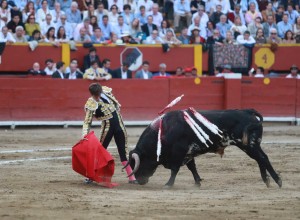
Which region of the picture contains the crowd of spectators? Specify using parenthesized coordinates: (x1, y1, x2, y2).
(0, 0, 300, 78)
(0, 0, 300, 46)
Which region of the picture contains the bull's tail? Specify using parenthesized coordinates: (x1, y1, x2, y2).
(242, 109, 263, 145)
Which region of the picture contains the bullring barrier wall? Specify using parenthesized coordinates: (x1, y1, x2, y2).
(1, 44, 300, 73)
(0, 77, 299, 126)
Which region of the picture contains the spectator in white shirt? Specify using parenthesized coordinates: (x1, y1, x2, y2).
(44, 59, 56, 76)
(0, 26, 16, 43)
(108, 4, 119, 26)
(36, 0, 51, 24)
(51, 2, 65, 24)
(112, 15, 129, 38)
(56, 14, 74, 39)
(236, 30, 256, 45)
(108, 0, 124, 13)
(143, 29, 164, 44)
(73, 18, 93, 40)
(214, 0, 230, 14)
(173, 0, 192, 30)
(286, 65, 300, 79)
(188, 16, 207, 39)
(137, 0, 154, 13)
(192, 5, 209, 27)
(147, 3, 163, 28)
(40, 14, 55, 37)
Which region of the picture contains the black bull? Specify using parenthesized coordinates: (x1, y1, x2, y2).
(124, 109, 282, 188)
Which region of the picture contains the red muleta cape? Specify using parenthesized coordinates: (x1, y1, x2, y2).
(72, 131, 118, 188)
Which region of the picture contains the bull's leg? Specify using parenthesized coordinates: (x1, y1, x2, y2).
(186, 159, 202, 186)
(164, 167, 180, 188)
(242, 144, 282, 188)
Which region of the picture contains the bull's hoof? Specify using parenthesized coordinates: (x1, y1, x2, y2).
(264, 176, 271, 188)
(163, 184, 173, 189)
(276, 176, 282, 188)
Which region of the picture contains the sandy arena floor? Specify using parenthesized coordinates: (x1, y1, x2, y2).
(0, 125, 299, 220)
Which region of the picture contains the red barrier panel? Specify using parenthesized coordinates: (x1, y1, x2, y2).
(0, 44, 62, 72)
(169, 77, 224, 111)
(252, 45, 300, 71)
(0, 77, 299, 122)
(70, 45, 195, 72)
(241, 77, 297, 117)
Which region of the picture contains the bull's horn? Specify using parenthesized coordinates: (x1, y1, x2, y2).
(127, 153, 140, 177)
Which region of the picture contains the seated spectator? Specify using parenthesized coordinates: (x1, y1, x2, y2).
(83, 4, 96, 20)
(28, 62, 46, 76)
(245, 2, 262, 25)
(135, 61, 153, 79)
(207, 29, 224, 45)
(141, 15, 158, 37)
(222, 64, 233, 73)
(189, 27, 205, 44)
(282, 30, 296, 44)
(230, 16, 247, 39)
(137, 0, 153, 13)
(55, 14, 73, 40)
(129, 18, 142, 42)
(65, 61, 83, 79)
(125, 0, 137, 14)
(81, 0, 94, 11)
(275, 4, 285, 24)
(7, 14, 24, 33)
(134, 5, 147, 26)
(112, 15, 129, 38)
(74, 27, 92, 43)
(36, 0, 51, 24)
(95, 3, 109, 26)
(255, 28, 267, 44)
(65, 59, 83, 74)
(192, 5, 209, 27)
(223, 30, 236, 44)
(159, 20, 173, 38)
(294, 16, 300, 43)
(112, 62, 132, 79)
(236, 30, 256, 46)
(209, 4, 223, 25)
(214, 66, 224, 77)
(0, 26, 16, 43)
(91, 27, 107, 43)
(173, 0, 192, 32)
(102, 58, 113, 75)
(187, 16, 207, 39)
(206, 21, 215, 38)
(44, 27, 60, 46)
(99, 15, 112, 40)
(163, 29, 182, 45)
(83, 47, 102, 71)
(44, 59, 56, 76)
(121, 4, 134, 26)
(262, 15, 278, 38)
(177, 27, 190, 44)
(65, 2, 82, 25)
(73, 18, 93, 40)
(90, 15, 99, 31)
(286, 64, 300, 79)
(24, 14, 41, 37)
(22, 1, 35, 23)
(0, 0, 11, 25)
(286, 3, 299, 25)
(83, 60, 112, 80)
(266, 28, 282, 44)
(108, 0, 123, 13)
(184, 67, 196, 77)
(56, 26, 70, 43)
(28, 29, 44, 42)
(148, 3, 163, 28)
(277, 14, 293, 39)
(51, 2, 65, 24)
(227, 4, 245, 25)
(174, 66, 185, 77)
(191, 67, 198, 76)
(248, 66, 265, 77)
(153, 63, 171, 78)
(120, 31, 138, 44)
(216, 14, 231, 39)
(40, 14, 55, 37)
(214, 0, 230, 14)
(108, 4, 119, 26)
(52, 61, 65, 79)
(13, 26, 27, 42)
(248, 17, 263, 38)
(262, 2, 276, 22)
(143, 30, 163, 44)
